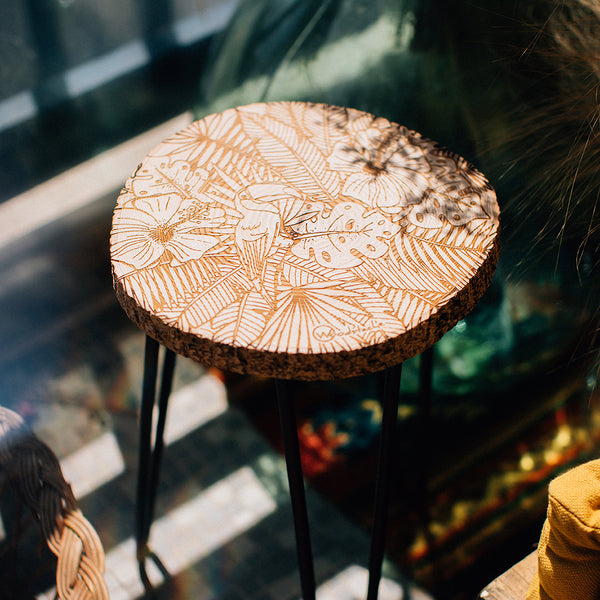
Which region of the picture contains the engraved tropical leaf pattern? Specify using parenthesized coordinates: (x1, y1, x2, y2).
(291, 201, 400, 268)
(211, 290, 270, 347)
(239, 103, 341, 202)
(110, 102, 500, 355)
(260, 281, 372, 354)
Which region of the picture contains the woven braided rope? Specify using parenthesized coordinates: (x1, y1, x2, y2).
(0, 406, 109, 600)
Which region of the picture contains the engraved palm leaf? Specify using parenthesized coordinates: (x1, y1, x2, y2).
(394, 220, 494, 295)
(352, 256, 454, 295)
(117, 250, 225, 311)
(343, 278, 407, 335)
(238, 103, 341, 203)
(383, 287, 450, 330)
(151, 109, 251, 167)
(161, 261, 252, 331)
(211, 290, 271, 347)
(351, 253, 455, 331)
(281, 254, 338, 287)
(270, 102, 348, 157)
(259, 281, 372, 354)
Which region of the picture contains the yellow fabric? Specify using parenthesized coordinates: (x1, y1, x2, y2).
(527, 459, 600, 600)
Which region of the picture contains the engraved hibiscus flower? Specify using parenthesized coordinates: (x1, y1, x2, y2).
(327, 127, 430, 216)
(111, 194, 222, 270)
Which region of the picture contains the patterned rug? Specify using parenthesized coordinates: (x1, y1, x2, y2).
(226, 352, 600, 599)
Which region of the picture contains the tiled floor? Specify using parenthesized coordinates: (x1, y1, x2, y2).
(0, 120, 433, 599)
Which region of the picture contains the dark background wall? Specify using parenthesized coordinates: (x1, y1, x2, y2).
(0, 0, 238, 203)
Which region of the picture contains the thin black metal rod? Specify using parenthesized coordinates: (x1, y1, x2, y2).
(417, 347, 434, 505)
(136, 335, 160, 558)
(418, 347, 434, 425)
(145, 347, 176, 542)
(366, 363, 402, 600)
(275, 379, 316, 600)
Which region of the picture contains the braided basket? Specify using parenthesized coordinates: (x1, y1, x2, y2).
(0, 406, 109, 600)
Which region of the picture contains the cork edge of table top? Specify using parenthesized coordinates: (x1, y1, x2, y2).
(113, 236, 499, 380)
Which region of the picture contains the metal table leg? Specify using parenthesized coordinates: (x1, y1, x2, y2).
(136, 335, 176, 588)
(366, 363, 402, 600)
(275, 379, 316, 600)
(416, 347, 434, 517)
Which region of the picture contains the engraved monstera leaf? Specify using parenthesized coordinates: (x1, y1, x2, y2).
(291, 202, 400, 268)
(406, 187, 492, 228)
(406, 153, 497, 228)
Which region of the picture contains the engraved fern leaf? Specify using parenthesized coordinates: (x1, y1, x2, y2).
(271, 102, 347, 157)
(152, 110, 250, 165)
(394, 224, 490, 292)
(169, 264, 250, 330)
(383, 287, 448, 329)
(238, 105, 341, 202)
(281, 255, 339, 287)
(211, 290, 270, 347)
(351, 257, 454, 295)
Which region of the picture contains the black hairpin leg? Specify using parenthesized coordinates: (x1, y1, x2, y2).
(416, 347, 434, 514)
(275, 379, 316, 600)
(418, 348, 434, 432)
(136, 335, 176, 589)
(366, 363, 402, 600)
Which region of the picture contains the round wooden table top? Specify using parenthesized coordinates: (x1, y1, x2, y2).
(110, 102, 500, 380)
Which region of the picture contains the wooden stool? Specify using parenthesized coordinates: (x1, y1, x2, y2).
(110, 102, 500, 599)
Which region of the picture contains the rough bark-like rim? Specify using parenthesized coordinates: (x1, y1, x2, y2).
(112, 231, 500, 381)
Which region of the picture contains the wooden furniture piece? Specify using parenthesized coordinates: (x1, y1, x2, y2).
(479, 552, 537, 599)
(110, 101, 500, 599)
(0, 405, 109, 600)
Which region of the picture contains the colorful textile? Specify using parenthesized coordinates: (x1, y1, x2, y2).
(528, 459, 600, 600)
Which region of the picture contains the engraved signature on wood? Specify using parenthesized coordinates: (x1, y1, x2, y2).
(110, 102, 499, 355)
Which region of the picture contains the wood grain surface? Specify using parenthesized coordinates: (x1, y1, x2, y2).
(479, 552, 537, 600)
